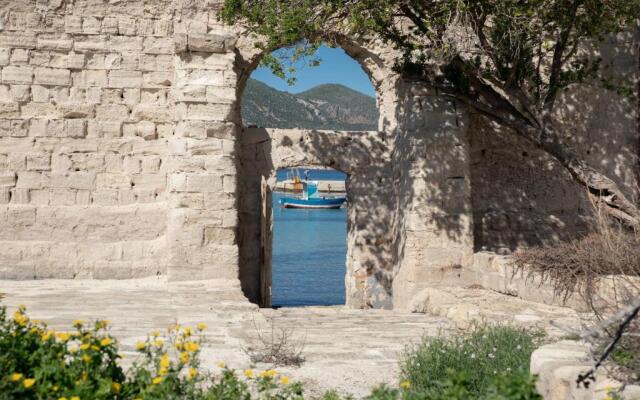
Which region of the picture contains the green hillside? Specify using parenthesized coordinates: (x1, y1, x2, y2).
(242, 79, 378, 131)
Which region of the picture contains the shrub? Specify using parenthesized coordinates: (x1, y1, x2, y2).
(399, 325, 541, 399)
(0, 305, 303, 400)
(513, 205, 640, 382)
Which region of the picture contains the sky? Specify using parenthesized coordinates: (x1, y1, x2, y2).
(250, 44, 376, 98)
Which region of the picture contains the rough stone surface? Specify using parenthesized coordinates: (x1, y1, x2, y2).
(0, 278, 455, 398)
(409, 286, 582, 338)
(532, 341, 640, 400)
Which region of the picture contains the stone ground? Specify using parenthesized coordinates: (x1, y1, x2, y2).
(0, 277, 582, 398)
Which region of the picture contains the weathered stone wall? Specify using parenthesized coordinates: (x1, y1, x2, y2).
(470, 29, 640, 252)
(0, 0, 637, 310)
(0, 0, 176, 279)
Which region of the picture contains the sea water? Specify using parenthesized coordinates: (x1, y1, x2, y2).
(272, 169, 347, 307)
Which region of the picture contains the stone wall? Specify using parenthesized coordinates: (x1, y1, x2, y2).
(0, 0, 637, 310)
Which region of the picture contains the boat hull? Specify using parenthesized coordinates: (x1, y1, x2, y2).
(280, 197, 346, 209)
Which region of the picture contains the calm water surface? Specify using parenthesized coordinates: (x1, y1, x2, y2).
(272, 169, 347, 307)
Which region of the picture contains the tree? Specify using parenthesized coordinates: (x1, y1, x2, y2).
(221, 0, 640, 227)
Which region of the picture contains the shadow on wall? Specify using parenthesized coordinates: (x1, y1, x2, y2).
(469, 30, 639, 253)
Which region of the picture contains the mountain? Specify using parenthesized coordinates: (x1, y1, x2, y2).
(241, 79, 378, 131)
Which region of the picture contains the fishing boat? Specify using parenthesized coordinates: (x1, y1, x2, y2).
(279, 181, 346, 209)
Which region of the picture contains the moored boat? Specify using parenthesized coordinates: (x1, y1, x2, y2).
(279, 181, 346, 209)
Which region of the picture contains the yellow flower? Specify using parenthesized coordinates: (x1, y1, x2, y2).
(175, 341, 184, 351)
(73, 319, 84, 328)
(196, 323, 207, 331)
(42, 330, 54, 341)
(23, 378, 35, 388)
(69, 346, 78, 353)
(80, 343, 90, 351)
(13, 310, 29, 326)
(244, 369, 254, 378)
(280, 376, 290, 385)
(154, 339, 164, 347)
(52, 385, 59, 392)
(91, 345, 100, 351)
(400, 380, 411, 389)
(152, 376, 164, 385)
(100, 337, 113, 347)
(188, 368, 198, 379)
(217, 361, 226, 368)
(71, 397, 80, 400)
(151, 331, 160, 337)
(179, 352, 190, 363)
(82, 354, 91, 363)
(56, 332, 70, 342)
(96, 320, 109, 329)
(184, 341, 199, 352)
(160, 354, 170, 369)
(135, 341, 146, 350)
(183, 326, 193, 337)
(58, 398, 68, 400)
(259, 369, 277, 378)
(10, 372, 23, 381)
(29, 327, 39, 334)
(111, 382, 122, 394)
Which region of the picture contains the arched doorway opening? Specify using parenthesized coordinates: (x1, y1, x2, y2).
(236, 42, 383, 308)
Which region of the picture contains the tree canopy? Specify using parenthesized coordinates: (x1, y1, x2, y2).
(221, 0, 640, 226)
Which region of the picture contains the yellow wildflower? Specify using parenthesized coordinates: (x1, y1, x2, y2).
(69, 346, 78, 354)
(91, 345, 100, 351)
(41, 330, 54, 341)
(196, 323, 208, 331)
(29, 327, 39, 334)
(10, 372, 23, 381)
(80, 343, 90, 351)
(175, 341, 184, 351)
(184, 341, 199, 352)
(52, 385, 59, 392)
(73, 319, 84, 328)
(151, 331, 160, 337)
(135, 341, 146, 350)
(280, 376, 290, 385)
(183, 326, 193, 337)
(400, 380, 411, 389)
(217, 361, 226, 369)
(259, 370, 277, 378)
(154, 339, 164, 347)
(111, 382, 122, 394)
(96, 320, 109, 329)
(244, 369, 254, 378)
(56, 332, 70, 342)
(179, 352, 190, 363)
(160, 354, 170, 368)
(82, 354, 91, 363)
(13, 310, 29, 326)
(71, 397, 80, 400)
(152, 376, 164, 385)
(100, 337, 113, 347)
(23, 378, 35, 388)
(188, 368, 198, 379)
(58, 398, 68, 400)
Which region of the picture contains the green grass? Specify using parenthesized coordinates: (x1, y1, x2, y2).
(401, 325, 543, 398)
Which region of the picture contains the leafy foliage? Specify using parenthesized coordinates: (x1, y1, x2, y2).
(0, 305, 303, 400)
(400, 325, 542, 399)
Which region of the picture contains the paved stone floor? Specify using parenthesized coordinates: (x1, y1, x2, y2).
(0, 277, 454, 397)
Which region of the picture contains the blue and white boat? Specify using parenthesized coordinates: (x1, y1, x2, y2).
(279, 181, 346, 209)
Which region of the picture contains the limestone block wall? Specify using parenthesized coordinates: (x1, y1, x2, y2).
(391, 83, 475, 310)
(470, 29, 640, 252)
(0, 0, 175, 279)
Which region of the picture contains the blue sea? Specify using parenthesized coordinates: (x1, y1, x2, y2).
(272, 169, 347, 307)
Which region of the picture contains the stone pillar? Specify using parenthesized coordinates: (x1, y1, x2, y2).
(392, 83, 474, 310)
(167, 30, 240, 281)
